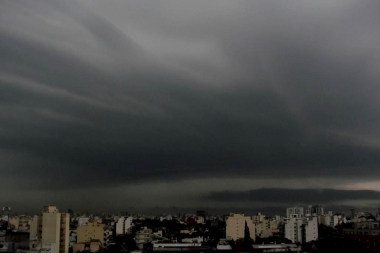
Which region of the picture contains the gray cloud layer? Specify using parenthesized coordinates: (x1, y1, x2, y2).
(0, 0, 380, 212)
(203, 188, 380, 204)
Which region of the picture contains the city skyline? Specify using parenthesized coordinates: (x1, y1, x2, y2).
(1, 0, 380, 214)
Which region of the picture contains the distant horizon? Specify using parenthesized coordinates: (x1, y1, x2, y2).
(1, 0, 379, 212)
(5, 201, 379, 218)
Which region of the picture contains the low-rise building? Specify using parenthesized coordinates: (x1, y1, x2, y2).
(343, 221, 380, 252)
(181, 236, 203, 243)
(73, 221, 104, 253)
(72, 240, 103, 253)
(153, 243, 208, 252)
(135, 227, 152, 249)
(252, 244, 300, 252)
(9, 215, 32, 232)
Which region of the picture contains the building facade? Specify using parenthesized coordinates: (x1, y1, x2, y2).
(255, 219, 280, 238)
(115, 217, 133, 236)
(29, 206, 70, 253)
(135, 227, 152, 249)
(9, 215, 32, 232)
(77, 217, 89, 227)
(284, 217, 318, 243)
(343, 221, 380, 252)
(225, 214, 255, 241)
(286, 207, 304, 219)
(73, 221, 104, 253)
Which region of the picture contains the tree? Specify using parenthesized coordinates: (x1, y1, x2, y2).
(244, 221, 252, 251)
(244, 221, 250, 243)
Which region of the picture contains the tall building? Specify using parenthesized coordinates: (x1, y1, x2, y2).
(311, 205, 324, 216)
(304, 217, 318, 242)
(284, 217, 318, 243)
(305, 205, 312, 217)
(350, 208, 356, 219)
(286, 206, 304, 218)
(324, 215, 339, 228)
(284, 218, 303, 243)
(225, 214, 255, 241)
(29, 206, 70, 253)
(305, 205, 324, 217)
(115, 216, 133, 235)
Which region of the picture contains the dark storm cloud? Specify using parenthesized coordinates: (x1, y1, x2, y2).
(203, 188, 380, 204)
(0, 0, 380, 200)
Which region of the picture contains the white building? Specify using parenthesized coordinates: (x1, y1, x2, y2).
(77, 217, 90, 227)
(284, 217, 318, 243)
(115, 217, 133, 235)
(284, 218, 303, 243)
(324, 215, 339, 228)
(181, 236, 203, 243)
(225, 213, 255, 241)
(305, 217, 318, 242)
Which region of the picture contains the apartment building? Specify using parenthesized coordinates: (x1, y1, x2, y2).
(286, 207, 304, 219)
(29, 206, 70, 253)
(225, 213, 255, 241)
(284, 217, 318, 243)
(9, 215, 32, 232)
(115, 216, 133, 235)
(135, 227, 152, 249)
(255, 219, 280, 238)
(73, 221, 104, 253)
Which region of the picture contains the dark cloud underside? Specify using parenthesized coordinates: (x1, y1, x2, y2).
(0, 0, 379, 211)
(203, 188, 380, 204)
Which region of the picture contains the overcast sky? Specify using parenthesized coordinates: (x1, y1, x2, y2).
(1, 0, 380, 215)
